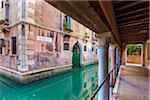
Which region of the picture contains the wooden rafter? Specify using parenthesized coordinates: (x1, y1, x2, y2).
(116, 7, 149, 18)
(118, 21, 148, 29)
(116, 1, 144, 11)
(119, 24, 148, 31)
(120, 32, 148, 37)
(117, 18, 149, 26)
(117, 13, 148, 22)
(113, 1, 149, 42)
(120, 29, 148, 34)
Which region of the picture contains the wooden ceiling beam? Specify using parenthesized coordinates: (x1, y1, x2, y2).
(116, 1, 144, 11)
(113, 1, 122, 4)
(121, 37, 148, 42)
(119, 29, 148, 35)
(120, 32, 148, 37)
(121, 31, 148, 36)
(120, 29, 148, 34)
(117, 18, 149, 26)
(118, 24, 148, 31)
(99, 1, 121, 45)
(117, 13, 148, 22)
(120, 32, 149, 37)
(121, 35, 148, 40)
(118, 21, 148, 28)
(119, 29, 148, 34)
(116, 7, 149, 18)
(119, 29, 149, 34)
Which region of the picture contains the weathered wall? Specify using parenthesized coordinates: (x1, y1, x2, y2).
(0, 0, 99, 72)
(0, 24, 22, 70)
(25, 0, 61, 30)
(23, 23, 98, 71)
(9, 0, 23, 24)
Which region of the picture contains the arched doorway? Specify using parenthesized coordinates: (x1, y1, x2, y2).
(72, 42, 82, 68)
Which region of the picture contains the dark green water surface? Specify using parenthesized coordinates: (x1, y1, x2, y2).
(0, 64, 98, 100)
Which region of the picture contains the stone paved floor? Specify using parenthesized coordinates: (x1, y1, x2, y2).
(113, 66, 149, 100)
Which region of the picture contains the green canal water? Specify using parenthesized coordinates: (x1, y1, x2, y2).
(0, 64, 98, 100)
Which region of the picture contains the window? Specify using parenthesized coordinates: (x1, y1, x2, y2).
(64, 15, 71, 29)
(67, 16, 71, 29)
(84, 46, 87, 51)
(0, 39, 5, 54)
(96, 49, 97, 54)
(0, 47, 2, 54)
(0, 39, 2, 54)
(64, 43, 69, 50)
(1, 1, 3, 8)
(50, 31, 54, 38)
(11, 37, 17, 54)
(92, 47, 94, 52)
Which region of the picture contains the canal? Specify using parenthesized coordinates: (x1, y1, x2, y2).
(0, 64, 98, 100)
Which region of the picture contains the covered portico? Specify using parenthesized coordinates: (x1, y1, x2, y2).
(46, 0, 149, 100)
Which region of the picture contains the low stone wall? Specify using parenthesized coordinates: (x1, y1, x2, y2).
(0, 65, 72, 84)
(0, 62, 98, 84)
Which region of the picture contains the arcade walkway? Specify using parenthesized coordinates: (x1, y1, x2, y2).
(113, 66, 149, 100)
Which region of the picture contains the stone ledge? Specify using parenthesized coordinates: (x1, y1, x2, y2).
(0, 63, 97, 84)
(0, 64, 72, 76)
(0, 65, 73, 84)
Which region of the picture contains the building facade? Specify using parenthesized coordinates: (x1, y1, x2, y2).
(0, 0, 99, 73)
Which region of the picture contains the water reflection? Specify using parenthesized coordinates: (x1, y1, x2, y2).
(0, 64, 98, 100)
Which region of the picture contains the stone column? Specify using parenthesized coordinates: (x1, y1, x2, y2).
(143, 42, 146, 67)
(110, 45, 116, 86)
(116, 48, 120, 72)
(121, 42, 126, 65)
(98, 32, 110, 100)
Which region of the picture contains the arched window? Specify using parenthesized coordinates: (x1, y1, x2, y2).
(64, 43, 69, 50)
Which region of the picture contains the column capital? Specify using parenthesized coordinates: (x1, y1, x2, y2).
(98, 32, 111, 45)
(110, 44, 118, 51)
